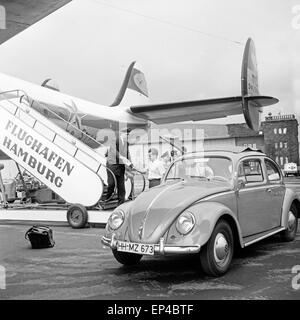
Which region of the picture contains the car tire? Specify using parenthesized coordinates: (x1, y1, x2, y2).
(67, 204, 88, 229)
(112, 250, 142, 266)
(280, 204, 298, 242)
(200, 220, 234, 277)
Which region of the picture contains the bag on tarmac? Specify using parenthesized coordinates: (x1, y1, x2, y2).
(25, 225, 55, 249)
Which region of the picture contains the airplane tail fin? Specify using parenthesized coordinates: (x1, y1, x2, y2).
(110, 61, 149, 107)
(241, 38, 264, 131)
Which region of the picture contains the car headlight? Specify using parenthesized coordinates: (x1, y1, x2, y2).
(176, 211, 195, 235)
(108, 209, 125, 230)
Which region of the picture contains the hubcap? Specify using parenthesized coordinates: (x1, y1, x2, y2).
(287, 211, 296, 232)
(214, 233, 230, 266)
(71, 209, 82, 224)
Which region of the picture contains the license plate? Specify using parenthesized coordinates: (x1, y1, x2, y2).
(117, 241, 155, 255)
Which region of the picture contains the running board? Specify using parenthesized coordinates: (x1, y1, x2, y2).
(243, 227, 285, 247)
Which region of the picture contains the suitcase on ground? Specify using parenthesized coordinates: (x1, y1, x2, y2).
(25, 225, 55, 249)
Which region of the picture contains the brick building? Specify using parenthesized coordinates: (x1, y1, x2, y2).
(261, 114, 299, 167)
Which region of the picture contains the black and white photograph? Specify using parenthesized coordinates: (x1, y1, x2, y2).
(0, 0, 299, 308)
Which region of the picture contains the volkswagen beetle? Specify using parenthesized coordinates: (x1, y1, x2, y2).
(102, 150, 299, 276)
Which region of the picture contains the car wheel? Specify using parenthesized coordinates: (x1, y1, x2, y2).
(67, 204, 88, 229)
(112, 250, 142, 265)
(280, 204, 298, 242)
(200, 220, 234, 277)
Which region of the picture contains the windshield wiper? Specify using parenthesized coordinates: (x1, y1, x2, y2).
(188, 175, 209, 180)
(210, 176, 229, 182)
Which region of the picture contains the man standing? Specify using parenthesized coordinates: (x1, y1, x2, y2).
(142, 148, 166, 188)
(106, 131, 132, 205)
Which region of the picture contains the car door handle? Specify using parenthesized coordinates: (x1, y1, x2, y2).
(266, 188, 272, 193)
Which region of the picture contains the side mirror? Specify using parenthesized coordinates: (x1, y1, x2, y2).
(237, 178, 246, 189)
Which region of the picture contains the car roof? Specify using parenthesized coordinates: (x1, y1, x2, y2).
(179, 148, 266, 161)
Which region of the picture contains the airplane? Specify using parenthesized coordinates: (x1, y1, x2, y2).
(0, 37, 279, 209)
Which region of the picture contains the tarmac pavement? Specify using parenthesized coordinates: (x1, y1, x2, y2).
(0, 223, 299, 300)
(0, 177, 300, 300)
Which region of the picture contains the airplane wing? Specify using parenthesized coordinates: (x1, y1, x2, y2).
(130, 95, 278, 124)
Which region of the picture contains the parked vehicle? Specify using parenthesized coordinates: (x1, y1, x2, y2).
(284, 163, 299, 177)
(102, 150, 299, 276)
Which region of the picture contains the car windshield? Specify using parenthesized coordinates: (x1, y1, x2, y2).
(165, 156, 233, 183)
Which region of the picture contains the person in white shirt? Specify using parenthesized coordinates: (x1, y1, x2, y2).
(161, 151, 171, 170)
(142, 148, 166, 188)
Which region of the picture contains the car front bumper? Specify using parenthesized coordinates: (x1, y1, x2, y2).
(101, 234, 201, 255)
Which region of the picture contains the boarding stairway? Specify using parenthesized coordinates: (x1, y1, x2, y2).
(0, 90, 145, 209)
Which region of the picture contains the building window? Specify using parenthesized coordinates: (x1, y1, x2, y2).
(283, 128, 287, 134)
(280, 157, 284, 166)
(274, 128, 277, 134)
(276, 156, 279, 164)
(284, 142, 288, 148)
(275, 143, 278, 149)
(280, 142, 283, 148)
(286, 157, 289, 164)
(243, 143, 257, 149)
(279, 128, 282, 134)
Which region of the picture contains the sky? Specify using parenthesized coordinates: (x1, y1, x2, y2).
(0, 0, 298, 125)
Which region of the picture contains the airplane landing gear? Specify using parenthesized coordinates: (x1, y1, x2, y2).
(67, 204, 88, 229)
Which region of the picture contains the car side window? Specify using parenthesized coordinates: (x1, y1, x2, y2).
(240, 159, 264, 183)
(265, 159, 281, 181)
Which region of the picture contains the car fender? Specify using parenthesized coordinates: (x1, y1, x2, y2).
(187, 201, 244, 248)
(281, 187, 300, 228)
